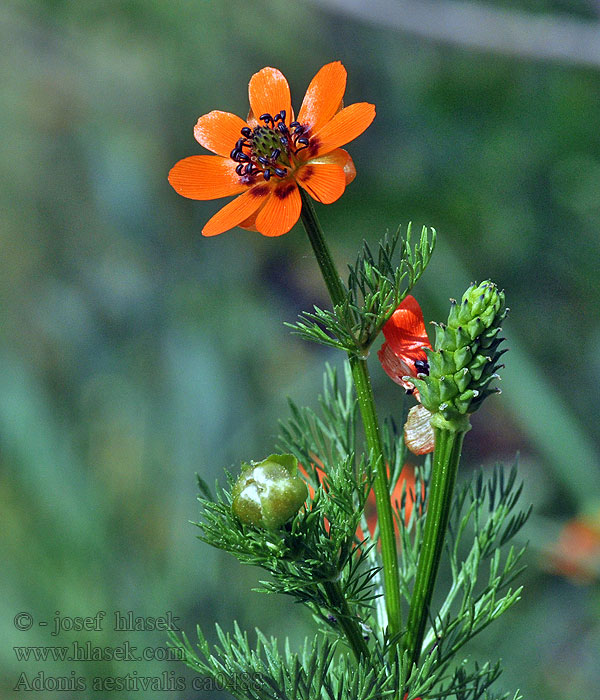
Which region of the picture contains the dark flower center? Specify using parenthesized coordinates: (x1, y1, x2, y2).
(230, 111, 310, 184)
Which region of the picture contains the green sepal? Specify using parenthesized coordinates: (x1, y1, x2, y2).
(454, 367, 471, 393)
(453, 345, 473, 371)
(430, 411, 472, 433)
(466, 316, 486, 338)
(468, 353, 488, 380)
(439, 375, 459, 403)
(428, 347, 454, 376)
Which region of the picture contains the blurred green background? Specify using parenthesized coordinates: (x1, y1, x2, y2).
(2, 1, 600, 698)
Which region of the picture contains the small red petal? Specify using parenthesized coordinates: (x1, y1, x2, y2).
(378, 341, 418, 394)
(382, 295, 431, 355)
(379, 295, 431, 388)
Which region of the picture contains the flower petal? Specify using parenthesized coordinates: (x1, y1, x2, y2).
(382, 295, 431, 356)
(309, 102, 375, 157)
(238, 209, 259, 232)
(202, 185, 271, 237)
(303, 148, 356, 185)
(297, 162, 347, 204)
(379, 295, 432, 394)
(378, 341, 417, 393)
(255, 182, 301, 237)
(335, 148, 356, 185)
(248, 67, 292, 125)
(168, 156, 247, 200)
(298, 61, 347, 135)
(193, 111, 249, 157)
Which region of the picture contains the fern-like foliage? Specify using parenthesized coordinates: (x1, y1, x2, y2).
(170, 625, 397, 700)
(419, 465, 531, 660)
(195, 367, 379, 639)
(288, 224, 436, 353)
(194, 464, 375, 619)
(188, 364, 528, 699)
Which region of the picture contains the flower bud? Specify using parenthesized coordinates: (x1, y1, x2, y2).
(232, 454, 308, 530)
(411, 281, 507, 423)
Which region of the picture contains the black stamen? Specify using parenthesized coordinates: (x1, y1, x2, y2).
(273, 166, 287, 177)
(235, 163, 244, 175)
(271, 148, 280, 160)
(241, 127, 251, 137)
(296, 137, 309, 146)
(278, 109, 286, 121)
(263, 169, 271, 181)
(257, 155, 269, 166)
(414, 359, 430, 375)
(289, 121, 299, 128)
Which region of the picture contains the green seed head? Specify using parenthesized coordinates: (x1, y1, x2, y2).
(252, 126, 283, 159)
(232, 453, 308, 530)
(412, 281, 508, 423)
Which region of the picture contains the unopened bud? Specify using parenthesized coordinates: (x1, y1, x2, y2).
(232, 454, 308, 530)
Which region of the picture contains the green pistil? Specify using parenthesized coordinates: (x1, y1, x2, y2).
(232, 112, 310, 183)
(252, 127, 288, 163)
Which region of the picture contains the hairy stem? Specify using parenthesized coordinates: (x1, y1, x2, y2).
(299, 190, 403, 649)
(404, 425, 466, 671)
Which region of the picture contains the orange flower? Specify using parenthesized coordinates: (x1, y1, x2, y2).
(168, 62, 375, 237)
(300, 461, 420, 541)
(547, 512, 600, 584)
(378, 296, 434, 455)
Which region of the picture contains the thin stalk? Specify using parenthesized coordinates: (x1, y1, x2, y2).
(403, 426, 466, 671)
(298, 189, 347, 306)
(324, 581, 371, 660)
(299, 190, 403, 647)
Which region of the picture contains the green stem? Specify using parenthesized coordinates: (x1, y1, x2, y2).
(298, 190, 347, 306)
(403, 425, 467, 672)
(324, 581, 370, 660)
(299, 190, 403, 647)
(349, 355, 403, 643)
